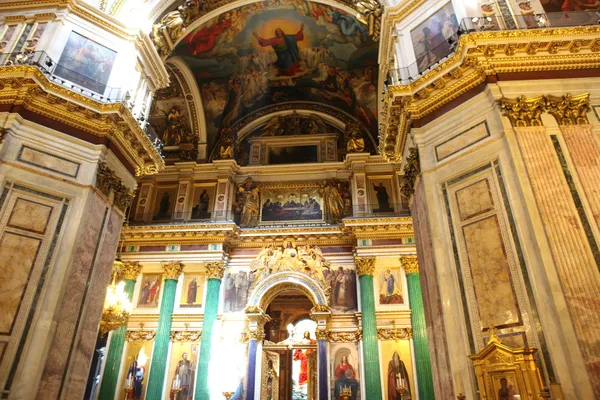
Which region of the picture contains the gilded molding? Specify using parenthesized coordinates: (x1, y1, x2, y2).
(0, 67, 164, 175)
(205, 261, 225, 280)
(355, 256, 376, 276)
(377, 327, 413, 340)
(327, 330, 362, 342)
(162, 261, 184, 279)
(400, 147, 420, 199)
(126, 330, 156, 341)
(120, 261, 143, 280)
(500, 95, 546, 127)
(170, 330, 202, 342)
(244, 305, 263, 314)
(96, 162, 136, 212)
(315, 330, 329, 340)
(247, 326, 266, 341)
(545, 93, 591, 125)
(400, 256, 418, 274)
(311, 304, 332, 314)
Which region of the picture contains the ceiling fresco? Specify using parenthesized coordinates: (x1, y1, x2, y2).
(171, 0, 379, 153)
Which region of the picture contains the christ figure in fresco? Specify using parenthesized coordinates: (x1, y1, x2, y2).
(253, 24, 305, 76)
(293, 331, 316, 385)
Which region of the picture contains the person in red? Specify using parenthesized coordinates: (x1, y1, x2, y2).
(335, 355, 356, 379)
(293, 331, 315, 385)
(148, 277, 161, 304)
(184, 12, 232, 56)
(253, 24, 305, 76)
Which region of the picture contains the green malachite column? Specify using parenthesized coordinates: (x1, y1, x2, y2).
(401, 256, 435, 400)
(195, 261, 225, 400)
(145, 261, 184, 400)
(98, 261, 142, 400)
(356, 257, 383, 400)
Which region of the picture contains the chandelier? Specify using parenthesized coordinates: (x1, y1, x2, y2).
(99, 261, 133, 336)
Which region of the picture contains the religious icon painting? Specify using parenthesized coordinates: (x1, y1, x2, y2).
(330, 342, 361, 400)
(190, 185, 216, 221)
(377, 267, 405, 305)
(327, 266, 358, 313)
(164, 342, 199, 400)
(492, 372, 520, 400)
(222, 269, 251, 313)
(119, 341, 153, 400)
(380, 340, 416, 400)
(137, 273, 163, 307)
(367, 177, 396, 214)
(180, 274, 204, 307)
(153, 186, 178, 221)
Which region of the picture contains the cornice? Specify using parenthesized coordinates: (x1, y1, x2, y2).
(379, 26, 600, 163)
(136, 33, 170, 90)
(0, 66, 164, 175)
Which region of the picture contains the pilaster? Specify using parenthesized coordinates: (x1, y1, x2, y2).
(195, 261, 226, 400)
(173, 178, 193, 221)
(145, 261, 184, 400)
(355, 256, 383, 400)
(243, 307, 271, 400)
(212, 160, 238, 221)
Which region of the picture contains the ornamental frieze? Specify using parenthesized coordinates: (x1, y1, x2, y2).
(126, 330, 157, 342)
(170, 330, 202, 342)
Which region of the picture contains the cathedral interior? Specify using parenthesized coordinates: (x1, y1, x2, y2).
(0, 0, 599, 399)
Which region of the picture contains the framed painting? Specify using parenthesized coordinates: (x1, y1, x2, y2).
(190, 184, 215, 220)
(164, 342, 199, 400)
(367, 176, 396, 213)
(377, 267, 404, 305)
(223, 269, 251, 313)
(330, 342, 361, 399)
(137, 273, 162, 307)
(180, 273, 204, 307)
(119, 342, 153, 400)
(381, 340, 415, 400)
(260, 186, 324, 224)
(491, 372, 520, 400)
(267, 145, 319, 165)
(54, 32, 117, 94)
(410, 3, 458, 72)
(153, 186, 178, 221)
(327, 266, 358, 313)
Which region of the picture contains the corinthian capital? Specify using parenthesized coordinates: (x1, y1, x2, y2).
(545, 93, 590, 125)
(205, 261, 225, 280)
(400, 256, 419, 274)
(500, 95, 545, 127)
(354, 256, 376, 276)
(162, 261, 184, 279)
(120, 261, 143, 280)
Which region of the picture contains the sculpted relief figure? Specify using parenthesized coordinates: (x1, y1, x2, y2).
(238, 177, 260, 227)
(161, 106, 189, 146)
(345, 121, 365, 153)
(319, 179, 350, 224)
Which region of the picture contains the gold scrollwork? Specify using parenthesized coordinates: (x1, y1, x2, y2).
(315, 330, 329, 340)
(120, 261, 143, 281)
(327, 330, 362, 342)
(377, 327, 413, 340)
(162, 261, 184, 279)
(126, 330, 157, 342)
(247, 326, 266, 341)
(400, 147, 420, 199)
(245, 305, 263, 314)
(170, 330, 202, 342)
(205, 261, 225, 280)
(355, 256, 376, 276)
(500, 95, 546, 127)
(310, 304, 331, 313)
(400, 256, 418, 274)
(545, 93, 590, 125)
(96, 162, 137, 213)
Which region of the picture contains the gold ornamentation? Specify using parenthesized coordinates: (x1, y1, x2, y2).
(355, 0, 383, 41)
(205, 261, 225, 279)
(311, 304, 331, 313)
(544, 93, 590, 125)
(215, 127, 236, 160)
(247, 326, 266, 341)
(377, 327, 413, 340)
(0, 66, 164, 175)
(162, 261, 184, 279)
(170, 330, 202, 342)
(355, 257, 375, 276)
(126, 330, 157, 341)
(245, 305, 263, 314)
(400, 147, 420, 198)
(315, 330, 329, 340)
(400, 256, 418, 274)
(120, 261, 143, 280)
(95, 162, 137, 212)
(327, 330, 362, 342)
(500, 95, 545, 127)
(345, 121, 365, 153)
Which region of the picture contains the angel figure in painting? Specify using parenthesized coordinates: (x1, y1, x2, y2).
(253, 24, 305, 76)
(293, 331, 316, 385)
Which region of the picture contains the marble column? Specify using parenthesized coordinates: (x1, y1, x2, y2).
(195, 261, 225, 400)
(244, 308, 270, 400)
(401, 256, 435, 400)
(313, 307, 331, 400)
(98, 261, 142, 400)
(145, 261, 184, 400)
(355, 256, 383, 400)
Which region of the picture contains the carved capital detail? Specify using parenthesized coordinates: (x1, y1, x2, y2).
(500, 95, 545, 127)
(96, 162, 136, 212)
(126, 330, 156, 342)
(315, 330, 329, 340)
(545, 93, 590, 125)
(400, 147, 420, 199)
(377, 327, 413, 340)
(401, 256, 419, 274)
(170, 330, 202, 342)
(205, 261, 225, 280)
(247, 326, 266, 341)
(120, 261, 143, 280)
(355, 256, 376, 276)
(162, 261, 184, 279)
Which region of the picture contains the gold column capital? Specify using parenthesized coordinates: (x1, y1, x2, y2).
(246, 326, 266, 341)
(500, 95, 545, 127)
(355, 256, 376, 276)
(120, 261, 143, 280)
(315, 330, 329, 340)
(545, 93, 590, 125)
(205, 261, 225, 280)
(161, 261, 184, 280)
(401, 255, 419, 274)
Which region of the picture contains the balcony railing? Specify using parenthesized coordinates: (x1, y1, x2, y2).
(0, 50, 126, 103)
(388, 11, 600, 85)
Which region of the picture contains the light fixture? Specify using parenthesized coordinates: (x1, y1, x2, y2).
(99, 260, 133, 336)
